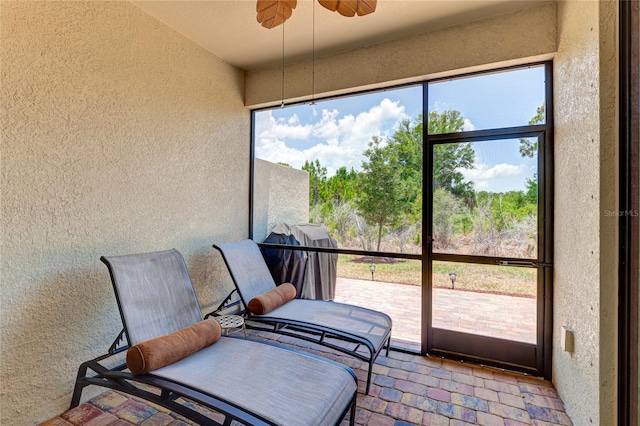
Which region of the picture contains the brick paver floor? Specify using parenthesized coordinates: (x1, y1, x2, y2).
(41, 278, 556, 425)
(334, 278, 537, 347)
(42, 329, 572, 426)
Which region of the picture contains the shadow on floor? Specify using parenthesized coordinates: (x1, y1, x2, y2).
(43, 329, 572, 426)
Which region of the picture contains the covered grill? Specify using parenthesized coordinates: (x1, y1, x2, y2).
(261, 223, 338, 300)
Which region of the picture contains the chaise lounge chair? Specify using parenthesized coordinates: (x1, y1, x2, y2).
(71, 249, 357, 426)
(213, 239, 392, 394)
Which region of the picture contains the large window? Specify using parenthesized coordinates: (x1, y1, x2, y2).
(251, 63, 553, 377)
(253, 85, 423, 252)
(252, 65, 546, 257)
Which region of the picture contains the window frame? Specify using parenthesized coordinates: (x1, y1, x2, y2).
(249, 62, 554, 379)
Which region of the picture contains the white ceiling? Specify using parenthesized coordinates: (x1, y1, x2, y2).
(132, 0, 548, 71)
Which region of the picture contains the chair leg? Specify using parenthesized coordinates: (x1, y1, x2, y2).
(365, 360, 373, 394)
(70, 382, 86, 409)
(70, 362, 90, 408)
(349, 396, 356, 426)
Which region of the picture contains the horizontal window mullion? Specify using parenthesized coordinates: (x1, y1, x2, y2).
(427, 124, 546, 144)
(257, 243, 422, 261)
(431, 252, 539, 267)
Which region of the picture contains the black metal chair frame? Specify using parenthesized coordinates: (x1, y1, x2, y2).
(71, 248, 358, 426)
(71, 333, 357, 426)
(213, 244, 392, 394)
(236, 314, 390, 395)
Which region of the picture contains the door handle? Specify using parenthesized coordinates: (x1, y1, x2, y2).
(495, 260, 552, 267)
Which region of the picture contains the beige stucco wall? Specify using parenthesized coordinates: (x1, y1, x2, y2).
(553, 0, 618, 424)
(1, 1, 249, 423)
(245, 2, 557, 107)
(253, 159, 309, 242)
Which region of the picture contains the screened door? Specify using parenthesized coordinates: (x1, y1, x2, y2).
(422, 64, 553, 377)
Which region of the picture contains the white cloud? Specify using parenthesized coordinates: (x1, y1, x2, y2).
(473, 180, 489, 190)
(256, 137, 307, 167)
(254, 98, 407, 175)
(463, 119, 476, 131)
(463, 162, 533, 192)
(429, 103, 476, 132)
(255, 111, 312, 141)
(465, 163, 525, 180)
(314, 109, 342, 140)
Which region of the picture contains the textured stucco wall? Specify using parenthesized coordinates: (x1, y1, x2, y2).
(253, 159, 309, 242)
(245, 2, 557, 107)
(1, 1, 249, 423)
(553, 1, 618, 424)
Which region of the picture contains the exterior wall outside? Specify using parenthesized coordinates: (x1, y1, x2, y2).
(253, 159, 309, 242)
(0, 2, 249, 424)
(553, 1, 618, 424)
(245, 3, 557, 107)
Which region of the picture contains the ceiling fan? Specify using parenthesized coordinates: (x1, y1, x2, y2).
(257, 0, 377, 29)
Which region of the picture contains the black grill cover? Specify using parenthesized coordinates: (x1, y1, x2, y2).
(260, 233, 306, 298)
(263, 223, 338, 300)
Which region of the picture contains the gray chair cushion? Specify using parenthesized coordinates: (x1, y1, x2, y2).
(153, 338, 357, 426)
(215, 239, 278, 301)
(103, 249, 203, 345)
(214, 239, 392, 352)
(266, 299, 391, 351)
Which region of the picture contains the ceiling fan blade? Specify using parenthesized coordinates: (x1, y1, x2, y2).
(257, 0, 297, 29)
(318, 0, 376, 17)
(355, 0, 376, 16)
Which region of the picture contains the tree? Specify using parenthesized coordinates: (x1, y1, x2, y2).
(427, 110, 475, 201)
(353, 110, 475, 251)
(524, 175, 538, 205)
(353, 212, 375, 251)
(432, 188, 463, 249)
(433, 142, 475, 200)
(328, 201, 355, 242)
(325, 166, 358, 205)
(388, 110, 476, 214)
(427, 109, 465, 135)
(520, 104, 542, 212)
(519, 103, 545, 158)
(389, 117, 423, 221)
(356, 136, 407, 251)
(301, 109, 475, 251)
(302, 159, 327, 208)
(392, 117, 423, 177)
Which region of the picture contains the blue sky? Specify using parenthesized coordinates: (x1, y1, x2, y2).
(254, 65, 545, 192)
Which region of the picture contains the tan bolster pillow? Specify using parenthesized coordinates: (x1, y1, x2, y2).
(247, 283, 297, 315)
(126, 319, 222, 375)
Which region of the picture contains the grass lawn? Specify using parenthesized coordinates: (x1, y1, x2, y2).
(337, 254, 536, 297)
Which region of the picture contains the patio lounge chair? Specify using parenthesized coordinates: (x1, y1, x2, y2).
(213, 239, 392, 394)
(71, 249, 357, 426)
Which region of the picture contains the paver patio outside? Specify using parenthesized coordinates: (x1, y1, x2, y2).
(334, 277, 537, 347)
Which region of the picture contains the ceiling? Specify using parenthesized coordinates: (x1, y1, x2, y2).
(132, 0, 548, 72)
